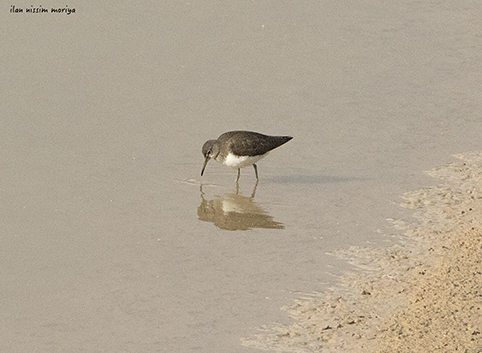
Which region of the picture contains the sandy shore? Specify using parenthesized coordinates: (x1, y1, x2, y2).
(243, 151, 482, 352)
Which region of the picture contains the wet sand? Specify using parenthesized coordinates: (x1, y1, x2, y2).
(243, 151, 482, 352)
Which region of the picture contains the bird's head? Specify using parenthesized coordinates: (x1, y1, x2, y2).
(201, 140, 220, 176)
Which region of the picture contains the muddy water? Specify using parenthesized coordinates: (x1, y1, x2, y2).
(2, 1, 481, 352)
(243, 152, 482, 352)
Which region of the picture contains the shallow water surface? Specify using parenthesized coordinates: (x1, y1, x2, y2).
(2, 1, 481, 352)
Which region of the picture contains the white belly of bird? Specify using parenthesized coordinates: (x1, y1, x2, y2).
(223, 153, 267, 169)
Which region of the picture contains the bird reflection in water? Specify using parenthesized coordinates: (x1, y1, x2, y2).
(198, 182, 284, 231)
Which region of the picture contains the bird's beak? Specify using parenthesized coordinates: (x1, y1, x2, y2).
(201, 156, 209, 176)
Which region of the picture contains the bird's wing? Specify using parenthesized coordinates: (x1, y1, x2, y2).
(228, 133, 274, 156)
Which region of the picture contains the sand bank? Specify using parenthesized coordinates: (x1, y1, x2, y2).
(243, 151, 482, 352)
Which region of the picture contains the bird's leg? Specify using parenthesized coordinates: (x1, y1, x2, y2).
(253, 164, 259, 180)
(236, 168, 241, 182)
